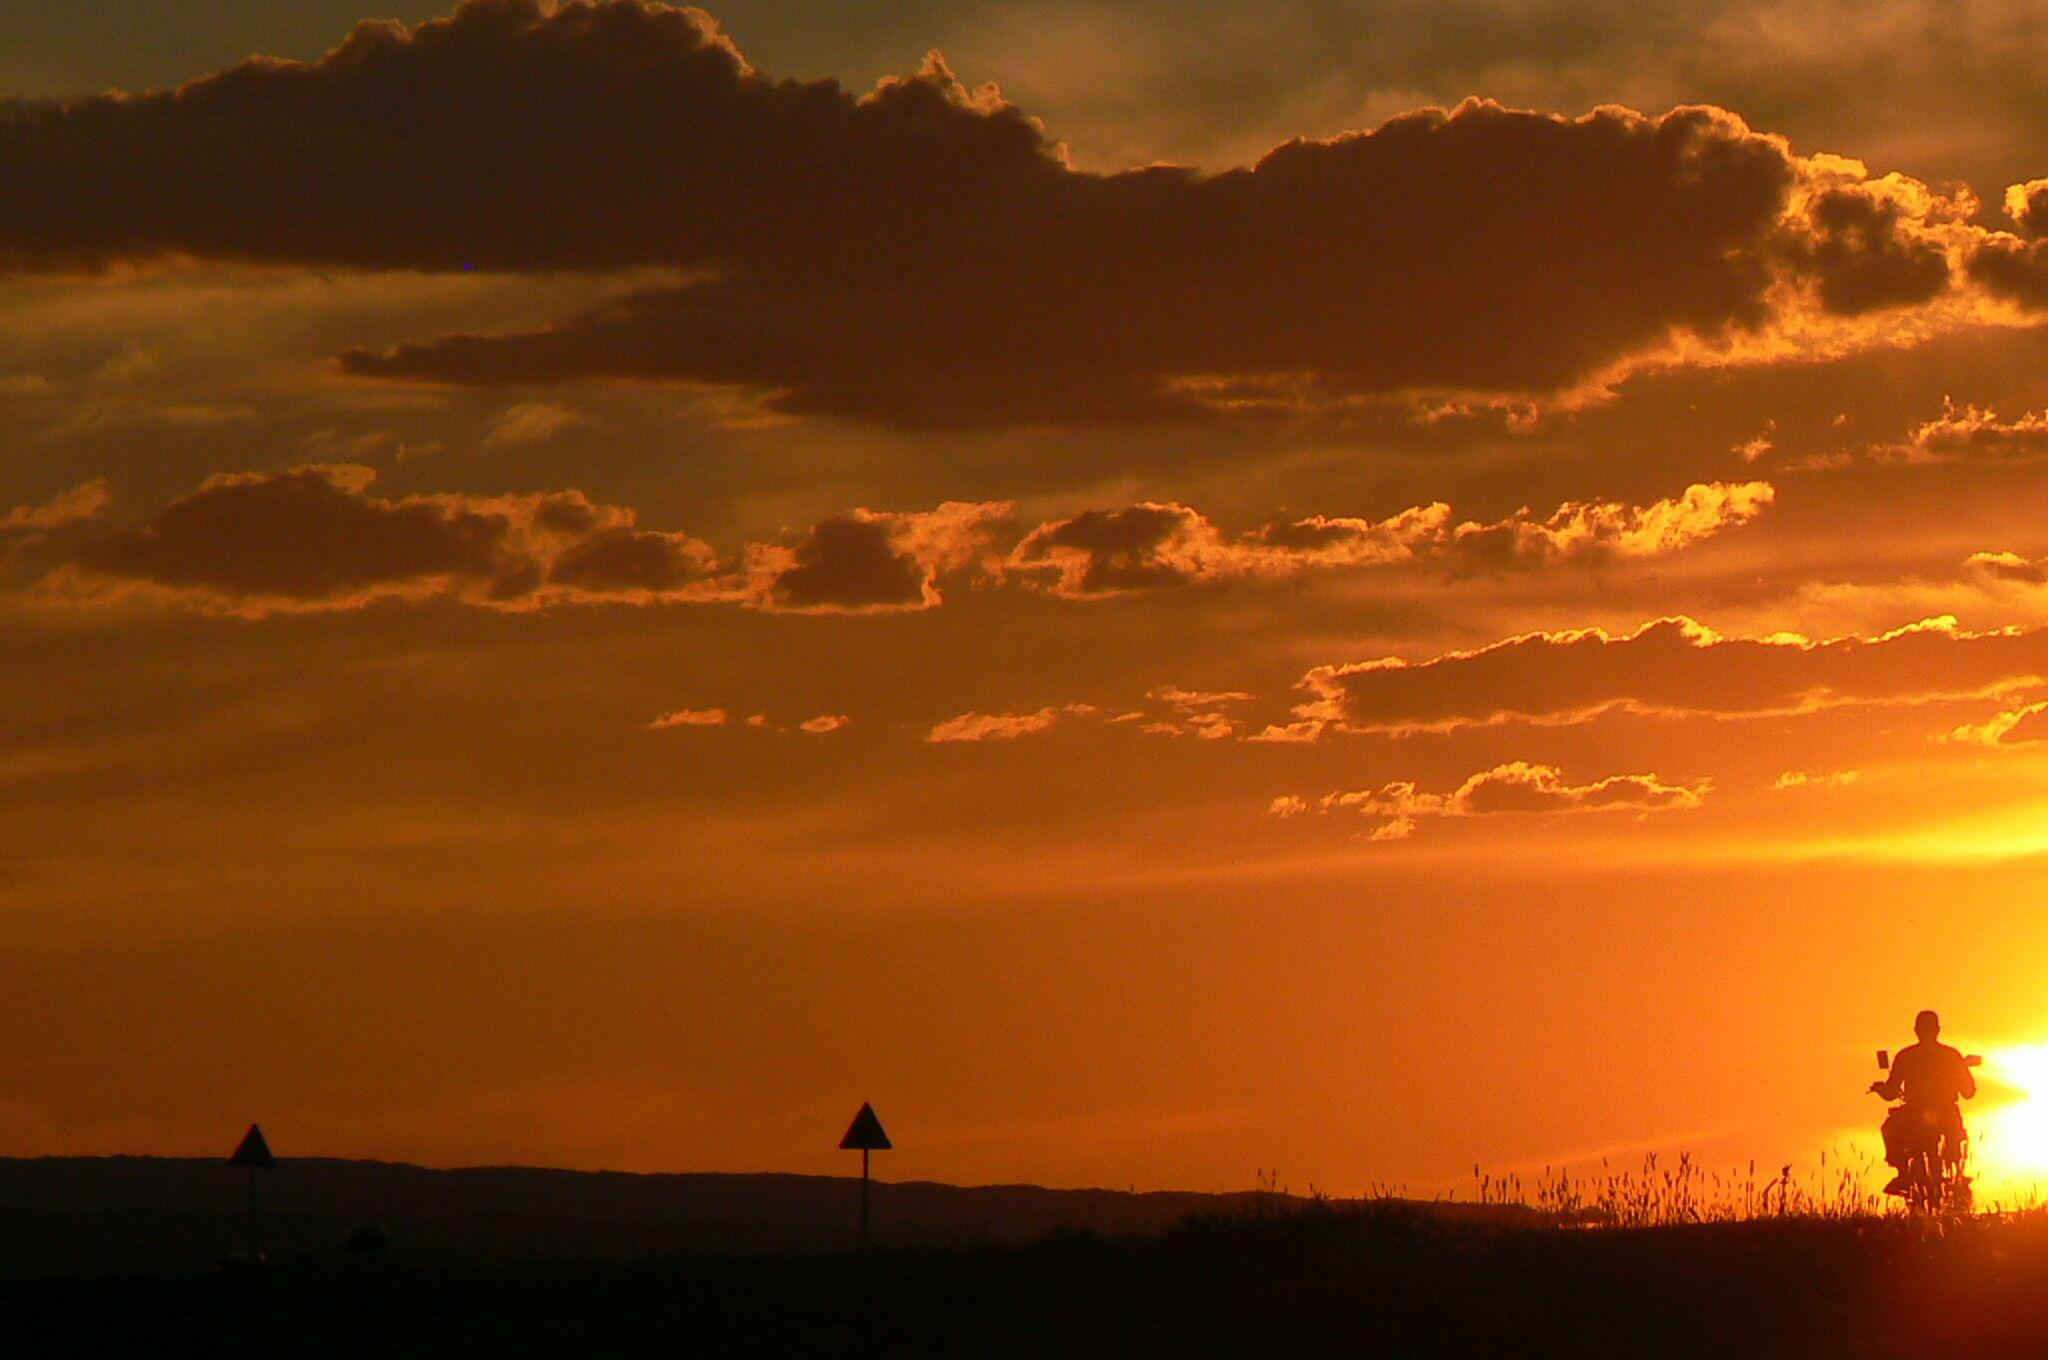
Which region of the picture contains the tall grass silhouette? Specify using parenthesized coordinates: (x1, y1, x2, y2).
(1449, 1146, 2048, 1224)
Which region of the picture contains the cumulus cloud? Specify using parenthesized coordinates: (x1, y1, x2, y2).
(51, 463, 722, 614)
(1010, 504, 1239, 595)
(2008, 179, 2048, 236)
(69, 464, 541, 608)
(1943, 702, 2048, 748)
(1274, 761, 1709, 839)
(1964, 213, 2048, 309)
(799, 714, 851, 734)
(1967, 550, 2048, 586)
(764, 515, 928, 612)
(1009, 483, 1772, 596)
(1433, 481, 1778, 567)
(1878, 400, 2048, 466)
(1944, 169, 2048, 312)
(0, 0, 2010, 427)
(1280, 615, 2048, 738)
(755, 501, 1009, 613)
(1774, 177, 1955, 316)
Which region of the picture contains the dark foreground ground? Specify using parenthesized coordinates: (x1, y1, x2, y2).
(4, 1207, 2048, 1358)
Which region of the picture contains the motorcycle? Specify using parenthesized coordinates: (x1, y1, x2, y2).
(1873, 1046, 1981, 1213)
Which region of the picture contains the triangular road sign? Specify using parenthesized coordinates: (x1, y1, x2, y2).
(839, 1103, 891, 1150)
(230, 1123, 276, 1170)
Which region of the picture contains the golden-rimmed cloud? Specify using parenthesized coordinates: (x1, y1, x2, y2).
(1772, 175, 1957, 317)
(1137, 685, 1254, 739)
(46, 466, 1762, 618)
(1943, 702, 2048, 748)
(1279, 615, 2048, 739)
(1270, 761, 1710, 840)
(1, 478, 110, 545)
(2007, 180, 2048, 237)
(2, 0, 2019, 428)
(1774, 770, 1861, 791)
(647, 707, 728, 730)
(1879, 401, 2048, 466)
(1008, 482, 1772, 596)
(926, 704, 1096, 743)
(48, 463, 722, 614)
(751, 501, 1010, 614)
(647, 706, 851, 734)
(1968, 551, 2048, 586)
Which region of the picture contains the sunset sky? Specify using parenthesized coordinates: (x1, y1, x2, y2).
(13, 0, 2048, 1199)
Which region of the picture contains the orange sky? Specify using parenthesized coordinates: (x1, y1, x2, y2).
(9, 0, 2048, 1200)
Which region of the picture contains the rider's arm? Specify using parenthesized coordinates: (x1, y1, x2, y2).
(1960, 1059, 1977, 1101)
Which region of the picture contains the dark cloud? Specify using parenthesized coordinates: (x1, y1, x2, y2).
(338, 95, 1813, 424)
(0, 0, 1058, 274)
(49, 466, 1023, 616)
(548, 527, 716, 594)
(1966, 233, 2048, 310)
(767, 513, 931, 612)
(2008, 180, 2048, 237)
(1011, 505, 1212, 595)
(1955, 176, 2048, 310)
(760, 501, 1006, 613)
(75, 465, 524, 603)
(1, 1, 1972, 427)
(1775, 183, 1951, 316)
(1284, 616, 2048, 737)
(57, 464, 722, 613)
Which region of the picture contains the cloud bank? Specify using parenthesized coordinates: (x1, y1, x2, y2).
(37, 468, 1759, 617)
(3, 0, 2025, 427)
(1284, 616, 2048, 737)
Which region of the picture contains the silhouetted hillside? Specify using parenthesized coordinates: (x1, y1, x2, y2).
(0, 1156, 1527, 1275)
(8, 1203, 2048, 1357)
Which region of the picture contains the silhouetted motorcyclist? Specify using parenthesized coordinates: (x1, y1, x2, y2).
(1870, 1009, 1976, 1196)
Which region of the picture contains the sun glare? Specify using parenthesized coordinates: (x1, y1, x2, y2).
(1968, 1043, 2048, 1202)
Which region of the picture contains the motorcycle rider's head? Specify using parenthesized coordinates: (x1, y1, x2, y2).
(1916, 1010, 1941, 1040)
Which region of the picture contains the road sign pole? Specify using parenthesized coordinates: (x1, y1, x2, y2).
(247, 1164, 261, 1257)
(838, 1102, 890, 1254)
(228, 1123, 277, 1262)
